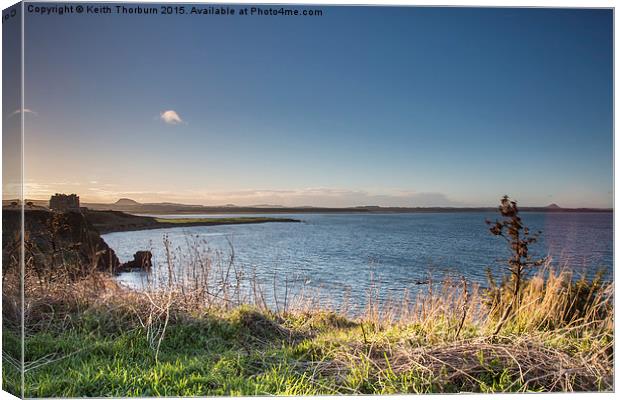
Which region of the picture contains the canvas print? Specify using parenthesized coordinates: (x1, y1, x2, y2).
(1, 2, 614, 397)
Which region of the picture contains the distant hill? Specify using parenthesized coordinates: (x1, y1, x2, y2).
(79, 202, 611, 215)
(115, 198, 141, 206)
(9, 198, 611, 215)
(2, 199, 48, 209)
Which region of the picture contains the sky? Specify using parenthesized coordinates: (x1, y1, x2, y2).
(8, 6, 613, 207)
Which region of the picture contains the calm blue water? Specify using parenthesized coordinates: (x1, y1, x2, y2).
(102, 212, 613, 305)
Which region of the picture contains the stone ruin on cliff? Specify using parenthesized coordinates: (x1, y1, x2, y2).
(49, 193, 81, 212)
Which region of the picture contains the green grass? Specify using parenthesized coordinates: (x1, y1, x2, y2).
(15, 315, 460, 396)
(155, 217, 297, 224)
(2, 326, 22, 397)
(18, 309, 332, 397)
(11, 301, 610, 397)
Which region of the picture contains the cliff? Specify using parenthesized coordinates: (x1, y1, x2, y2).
(3, 209, 121, 276)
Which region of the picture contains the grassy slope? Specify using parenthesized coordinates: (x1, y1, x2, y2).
(154, 217, 299, 225)
(82, 209, 300, 234)
(9, 308, 550, 397)
(7, 269, 613, 397)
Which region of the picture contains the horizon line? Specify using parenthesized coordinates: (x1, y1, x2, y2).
(5, 197, 613, 210)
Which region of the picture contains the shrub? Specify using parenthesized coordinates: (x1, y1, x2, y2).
(486, 196, 547, 335)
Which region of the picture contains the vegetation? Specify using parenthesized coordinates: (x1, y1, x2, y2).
(2, 197, 613, 396)
(486, 195, 547, 335)
(154, 217, 299, 225)
(81, 209, 300, 234)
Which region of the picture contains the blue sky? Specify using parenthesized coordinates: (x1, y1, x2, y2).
(16, 6, 613, 207)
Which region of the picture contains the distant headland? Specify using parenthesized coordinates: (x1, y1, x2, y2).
(2, 194, 302, 234)
(4, 196, 612, 215)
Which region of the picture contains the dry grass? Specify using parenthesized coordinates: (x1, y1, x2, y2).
(320, 335, 611, 392)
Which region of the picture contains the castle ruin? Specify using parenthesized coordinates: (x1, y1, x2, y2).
(49, 193, 80, 212)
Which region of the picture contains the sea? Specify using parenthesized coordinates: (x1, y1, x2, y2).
(102, 212, 613, 308)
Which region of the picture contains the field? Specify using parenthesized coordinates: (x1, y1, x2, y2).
(154, 217, 299, 225)
(80, 209, 300, 234)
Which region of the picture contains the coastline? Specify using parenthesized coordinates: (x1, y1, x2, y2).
(84, 205, 614, 215)
(97, 217, 302, 234)
(81, 209, 302, 234)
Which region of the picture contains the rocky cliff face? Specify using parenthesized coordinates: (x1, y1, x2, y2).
(3, 209, 121, 276)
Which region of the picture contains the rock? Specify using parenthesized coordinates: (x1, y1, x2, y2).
(2, 209, 122, 276)
(120, 251, 153, 271)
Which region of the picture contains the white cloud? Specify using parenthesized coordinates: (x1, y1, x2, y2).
(7, 108, 37, 119)
(160, 110, 184, 125)
(173, 188, 462, 208)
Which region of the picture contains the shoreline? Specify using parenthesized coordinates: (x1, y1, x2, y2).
(85, 206, 614, 215)
(83, 211, 302, 234)
(97, 217, 302, 234)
